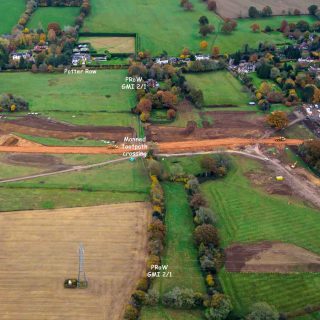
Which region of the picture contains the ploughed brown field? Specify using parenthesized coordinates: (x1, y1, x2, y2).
(0, 203, 151, 320)
(215, 0, 315, 18)
(147, 111, 267, 142)
(0, 116, 134, 142)
(225, 242, 320, 273)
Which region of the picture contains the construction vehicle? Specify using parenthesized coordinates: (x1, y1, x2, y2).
(290, 161, 298, 169)
(275, 136, 286, 142)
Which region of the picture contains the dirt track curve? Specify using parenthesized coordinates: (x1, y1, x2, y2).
(0, 138, 304, 155)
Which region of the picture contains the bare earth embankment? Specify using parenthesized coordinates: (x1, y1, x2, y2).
(0, 203, 151, 320)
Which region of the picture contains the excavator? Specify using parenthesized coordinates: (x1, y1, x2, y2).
(290, 161, 298, 169)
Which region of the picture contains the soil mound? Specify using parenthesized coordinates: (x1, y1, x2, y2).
(0, 134, 41, 147)
(226, 242, 320, 273)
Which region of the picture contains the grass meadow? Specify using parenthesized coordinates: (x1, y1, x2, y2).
(0, 157, 149, 211)
(83, 0, 220, 55)
(0, 70, 135, 113)
(141, 306, 204, 320)
(213, 15, 317, 53)
(219, 271, 320, 315)
(201, 157, 320, 253)
(27, 7, 79, 29)
(0, 0, 25, 35)
(152, 183, 205, 294)
(201, 156, 320, 314)
(83, 0, 317, 54)
(186, 71, 250, 106)
(5, 159, 149, 193)
(0, 187, 148, 211)
(41, 111, 138, 129)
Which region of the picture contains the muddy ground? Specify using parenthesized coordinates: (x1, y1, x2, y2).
(245, 167, 294, 196)
(0, 116, 134, 142)
(225, 242, 320, 273)
(147, 111, 267, 142)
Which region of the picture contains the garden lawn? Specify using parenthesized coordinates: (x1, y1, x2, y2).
(250, 72, 281, 92)
(83, 0, 221, 55)
(27, 7, 79, 29)
(186, 71, 250, 106)
(0, 0, 25, 35)
(152, 183, 205, 295)
(213, 15, 318, 53)
(141, 306, 204, 320)
(0, 70, 135, 112)
(201, 156, 320, 314)
(6, 159, 149, 194)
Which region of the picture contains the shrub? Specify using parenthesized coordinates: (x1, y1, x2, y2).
(190, 193, 207, 210)
(123, 305, 139, 320)
(247, 302, 279, 320)
(136, 278, 149, 292)
(204, 294, 232, 320)
(162, 287, 203, 309)
(194, 207, 217, 225)
(132, 290, 146, 307)
(194, 224, 219, 246)
(144, 289, 160, 306)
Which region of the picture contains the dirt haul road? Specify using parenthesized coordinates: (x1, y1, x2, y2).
(0, 138, 304, 155)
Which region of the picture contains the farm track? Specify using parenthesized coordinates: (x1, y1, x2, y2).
(0, 138, 304, 155)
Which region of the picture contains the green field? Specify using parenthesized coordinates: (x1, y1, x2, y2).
(141, 306, 204, 320)
(83, 1, 316, 54)
(213, 15, 317, 53)
(27, 7, 79, 30)
(201, 157, 320, 252)
(152, 183, 205, 294)
(6, 159, 149, 193)
(0, 0, 25, 35)
(0, 157, 149, 211)
(0, 187, 147, 211)
(186, 71, 250, 106)
(17, 134, 109, 147)
(41, 111, 138, 129)
(201, 156, 320, 314)
(0, 153, 118, 181)
(0, 154, 43, 180)
(0, 70, 135, 113)
(83, 0, 220, 55)
(220, 271, 320, 315)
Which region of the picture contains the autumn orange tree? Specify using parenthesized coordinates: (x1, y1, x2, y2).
(212, 46, 220, 58)
(200, 40, 208, 50)
(267, 111, 288, 130)
(251, 23, 261, 32)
